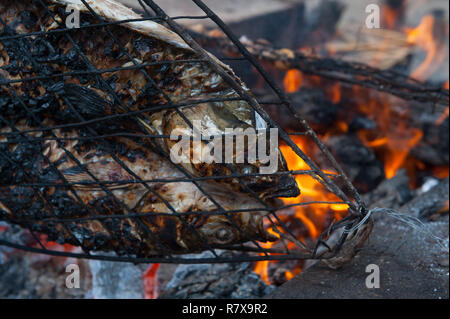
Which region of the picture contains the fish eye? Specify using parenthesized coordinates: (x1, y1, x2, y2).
(215, 227, 234, 244)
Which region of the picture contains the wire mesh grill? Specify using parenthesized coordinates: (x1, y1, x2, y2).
(0, 0, 369, 264)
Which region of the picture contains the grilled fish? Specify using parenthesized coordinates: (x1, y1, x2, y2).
(0, 0, 299, 256)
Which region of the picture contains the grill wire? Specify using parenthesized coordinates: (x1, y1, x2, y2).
(0, 0, 369, 264)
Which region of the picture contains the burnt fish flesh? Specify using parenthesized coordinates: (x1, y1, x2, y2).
(0, 0, 299, 256)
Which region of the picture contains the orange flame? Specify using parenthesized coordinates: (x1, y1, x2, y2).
(280, 136, 349, 235)
(253, 136, 349, 284)
(435, 81, 449, 126)
(383, 128, 423, 179)
(356, 92, 424, 180)
(253, 260, 271, 285)
(284, 268, 301, 281)
(359, 123, 423, 179)
(405, 15, 446, 81)
(283, 69, 303, 93)
(253, 228, 280, 285)
(329, 82, 342, 104)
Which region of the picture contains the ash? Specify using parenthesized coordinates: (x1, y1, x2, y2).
(87, 253, 146, 299)
(0, 225, 91, 299)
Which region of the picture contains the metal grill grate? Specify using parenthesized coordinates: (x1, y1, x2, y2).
(0, 0, 370, 264)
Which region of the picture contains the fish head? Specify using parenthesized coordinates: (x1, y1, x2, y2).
(188, 213, 278, 248)
(158, 96, 300, 200)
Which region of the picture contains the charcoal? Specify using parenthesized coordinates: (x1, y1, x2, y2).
(0, 256, 35, 298)
(412, 117, 449, 166)
(348, 116, 377, 132)
(88, 254, 146, 299)
(399, 177, 449, 218)
(160, 251, 274, 299)
(362, 169, 413, 209)
(0, 253, 92, 299)
(263, 88, 339, 133)
(320, 134, 385, 193)
(405, 98, 449, 166)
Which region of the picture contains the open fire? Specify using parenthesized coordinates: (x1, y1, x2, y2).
(253, 2, 449, 284)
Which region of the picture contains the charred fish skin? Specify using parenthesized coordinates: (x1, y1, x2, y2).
(0, 122, 277, 256)
(0, 0, 299, 199)
(0, 0, 296, 256)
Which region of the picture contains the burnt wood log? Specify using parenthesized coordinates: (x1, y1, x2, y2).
(191, 31, 449, 107)
(159, 251, 274, 299)
(362, 169, 449, 219)
(262, 88, 339, 133)
(318, 134, 386, 193)
(362, 170, 413, 209)
(399, 177, 449, 218)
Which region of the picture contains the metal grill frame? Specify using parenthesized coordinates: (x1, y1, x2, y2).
(0, 0, 369, 264)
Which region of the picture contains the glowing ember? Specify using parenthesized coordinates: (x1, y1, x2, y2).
(329, 82, 342, 104)
(37, 234, 77, 253)
(438, 200, 450, 214)
(435, 81, 449, 126)
(143, 263, 160, 299)
(432, 165, 450, 179)
(284, 268, 301, 281)
(436, 107, 449, 126)
(382, 3, 403, 29)
(283, 69, 303, 93)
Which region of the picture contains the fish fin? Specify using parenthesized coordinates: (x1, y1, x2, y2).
(60, 162, 135, 191)
(61, 84, 113, 117)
